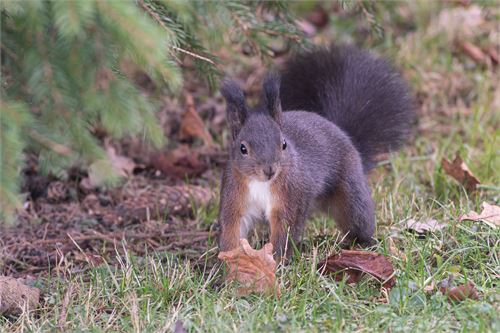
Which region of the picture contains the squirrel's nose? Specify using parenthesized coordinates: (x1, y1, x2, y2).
(263, 165, 276, 180)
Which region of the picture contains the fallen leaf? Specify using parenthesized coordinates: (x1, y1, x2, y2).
(460, 202, 500, 229)
(423, 282, 436, 293)
(441, 154, 480, 192)
(87, 144, 136, 187)
(440, 282, 479, 302)
(0, 276, 40, 315)
(403, 218, 447, 233)
(149, 145, 207, 179)
(457, 41, 487, 64)
(317, 250, 396, 289)
(218, 239, 279, 296)
(387, 238, 407, 261)
(180, 93, 214, 146)
(105, 144, 136, 177)
(431, 5, 484, 41)
(486, 46, 499, 64)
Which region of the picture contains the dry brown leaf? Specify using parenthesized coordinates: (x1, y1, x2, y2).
(458, 41, 487, 64)
(218, 239, 279, 296)
(486, 46, 499, 65)
(440, 282, 479, 302)
(180, 93, 214, 146)
(317, 250, 396, 289)
(460, 202, 500, 229)
(0, 276, 40, 315)
(423, 282, 436, 293)
(149, 145, 207, 179)
(441, 154, 480, 192)
(86, 144, 136, 187)
(387, 238, 407, 261)
(404, 218, 447, 233)
(105, 145, 136, 177)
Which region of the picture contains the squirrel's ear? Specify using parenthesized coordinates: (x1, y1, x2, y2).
(263, 72, 283, 126)
(220, 79, 247, 140)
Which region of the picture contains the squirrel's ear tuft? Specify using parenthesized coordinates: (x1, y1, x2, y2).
(220, 79, 247, 140)
(263, 72, 283, 125)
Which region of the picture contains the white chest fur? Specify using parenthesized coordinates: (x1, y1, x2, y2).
(240, 180, 274, 237)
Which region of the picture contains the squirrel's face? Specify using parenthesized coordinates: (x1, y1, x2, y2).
(232, 114, 287, 181)
(221, 74, 286, 182)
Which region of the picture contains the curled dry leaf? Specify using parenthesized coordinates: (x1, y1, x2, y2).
(218, 239, 279, 296)
(180, 93, 214, 147)
(0, 276, 40, 315)
(441, 154, 480, 192)
(440, 282, 479, 302)
(460, 202, 500, 229)
(317, 250, 396, 289)
(403, 218, 447, 234)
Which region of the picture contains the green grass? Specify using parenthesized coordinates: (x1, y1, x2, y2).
(2, 1, 499, 332)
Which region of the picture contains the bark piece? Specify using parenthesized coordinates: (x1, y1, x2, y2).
(318, 250, 396, 289)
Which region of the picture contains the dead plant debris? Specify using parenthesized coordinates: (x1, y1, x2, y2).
(0, 176, 215, 277)
(460, 202, 500, 229)
(318, 250, 396, 289)
(180, 93, 214, 146)
(403, 218, 447, 234)
(149, 145, 208, 179)
(441, 154, 480, 192)
(218, 239, 279, 296)
(0, 276, 40, 315)
(440, 282, 480, 302)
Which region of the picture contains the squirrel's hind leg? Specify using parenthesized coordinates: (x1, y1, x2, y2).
(329, 171, 375, 246)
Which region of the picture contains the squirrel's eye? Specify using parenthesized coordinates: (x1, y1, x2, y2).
(240, 143, 248, 155)
(282, 140, 287, 150)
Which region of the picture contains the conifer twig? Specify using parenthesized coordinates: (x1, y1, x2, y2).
(138, 0, 216, 65)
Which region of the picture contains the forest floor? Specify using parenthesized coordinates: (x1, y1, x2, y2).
(1, 2, 499, 332)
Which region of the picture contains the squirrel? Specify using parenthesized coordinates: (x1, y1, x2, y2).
(218, 45, 414, 259)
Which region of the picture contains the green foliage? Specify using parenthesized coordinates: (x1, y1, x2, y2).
(0, 0, 302, 222)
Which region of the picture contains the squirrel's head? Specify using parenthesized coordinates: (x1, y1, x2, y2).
(221, 74, 287, 182)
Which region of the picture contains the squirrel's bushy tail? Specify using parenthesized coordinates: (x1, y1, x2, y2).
(280, 46, 415, 171)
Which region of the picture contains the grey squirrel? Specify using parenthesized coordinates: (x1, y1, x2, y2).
(218, 45, 414, 258)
